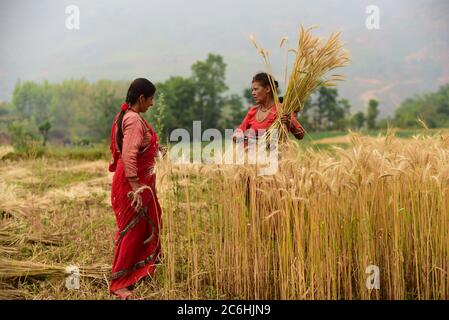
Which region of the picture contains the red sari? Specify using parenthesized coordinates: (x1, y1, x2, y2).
(108, 111, 162, 293)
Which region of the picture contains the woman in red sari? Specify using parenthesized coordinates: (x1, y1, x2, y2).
(108, 78, 163, 299)
(234, 72, 305, 142)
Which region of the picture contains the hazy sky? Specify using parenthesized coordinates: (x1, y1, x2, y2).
(1, 0, 448, 115)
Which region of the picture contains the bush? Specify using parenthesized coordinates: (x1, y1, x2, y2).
(5, 120, 48, 158)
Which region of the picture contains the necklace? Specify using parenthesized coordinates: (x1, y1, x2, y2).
(256, 107, 271, 122)
(259, 104, 271, 112)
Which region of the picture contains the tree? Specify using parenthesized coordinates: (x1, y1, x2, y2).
(12, 80, 52, 124)
(366, 99, 379, 129)
(38, 120, 51, 146)
(220, 94, 246, 129)
(243, 88, 254, 106)
(191, 54, 228, 130)
(155, 76, 197, 134)
(228, 94, 246, 127)
(302, 86, 350, 131)
(0, 101, 11, 116)
(377, 116, 393, 129)
(146, 92, 168, 141)
(394, 84, 449, 128)
(351, 111, 366, 130)
(90, 87, 121, 142)
(7, 119, 38, 152)
(47, 79, 93, 142)
(334, 98, 351, 130)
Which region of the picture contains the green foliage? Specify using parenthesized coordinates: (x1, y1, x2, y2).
(12, 80, 52, 124)
(220, 94, 246, 129)
(394, 84, 449, 128)
(366, 99, 380, 130)
(0, 101, 12, 116)
(45, 144, 109, 160)
(191, 53, 228, 129)
(2, 55, 234, 146)
(90, 87, 122, 142)
(351, 111, 366, 130)
(334, 98, 351, 130)
(38, 120, 52, 146)
(155, 76, 197, 135)
(377, 116, 393, 129)
(4, 79, 127, 144)
(154, 54, 233, 137)
(300, 87, 352, 131)
(146, 92, 168, 141)
(7, 119, 39, 154)
(242, 88, 254, 105)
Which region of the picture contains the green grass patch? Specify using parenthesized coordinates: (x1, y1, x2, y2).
(17, 170, 104, 195)
(1, 144, 110, 161)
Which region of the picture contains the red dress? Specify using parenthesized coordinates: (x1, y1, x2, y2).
(237, 105, 305, 140)
(108, 111, 162, 293)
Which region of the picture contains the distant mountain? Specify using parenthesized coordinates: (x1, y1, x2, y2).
(1, 0, 448, 117)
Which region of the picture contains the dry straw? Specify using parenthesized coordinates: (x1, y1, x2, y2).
(157, 131, 449, 299)
(0, 257, 110, 280)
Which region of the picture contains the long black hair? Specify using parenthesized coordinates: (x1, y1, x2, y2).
(116, 78, 156, 152)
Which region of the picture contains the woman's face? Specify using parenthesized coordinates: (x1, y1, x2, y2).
(251, 81, 271, 105)
(138, 94, 154, 113)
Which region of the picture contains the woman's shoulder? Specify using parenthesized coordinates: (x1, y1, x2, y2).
(122, 111, 145, 129)
(247, 105, 258, 115)
(123, 110, 140, 119)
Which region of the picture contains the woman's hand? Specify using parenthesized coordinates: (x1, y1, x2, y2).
(158, 145, 168, 157)
(232, 130, 245, 143)
(128, 179, 143, 212)
(280, 114, 292, 129)
(129, 191, 143, 213)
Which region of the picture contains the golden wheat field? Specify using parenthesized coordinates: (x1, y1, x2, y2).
(0, 130, 448, 300)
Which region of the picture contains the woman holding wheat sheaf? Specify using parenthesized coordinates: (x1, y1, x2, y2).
(233, 72, 305, 145)
(241, 27, 349, 145)
(108, 78, 166, 299)
(233, 73, 305, 212)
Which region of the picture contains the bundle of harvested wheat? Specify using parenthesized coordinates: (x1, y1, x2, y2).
(0, 246, 19, 255)
(0, 218, 65, 247)
(0, 258, 64, 279)
(0, 258, 110, 280)
(0, 146, 14, 160)
(0, 182, 30, 219)
(0, 232, 65, 247)
(0, 282, 31, 300)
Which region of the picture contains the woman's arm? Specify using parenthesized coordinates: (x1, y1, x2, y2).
(121, 113, 146, 190)
(289, 114, 305, 140)
(233, 107, 253, 142)
(281, 113, 305, 140)
(238, 108, 253, 132)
